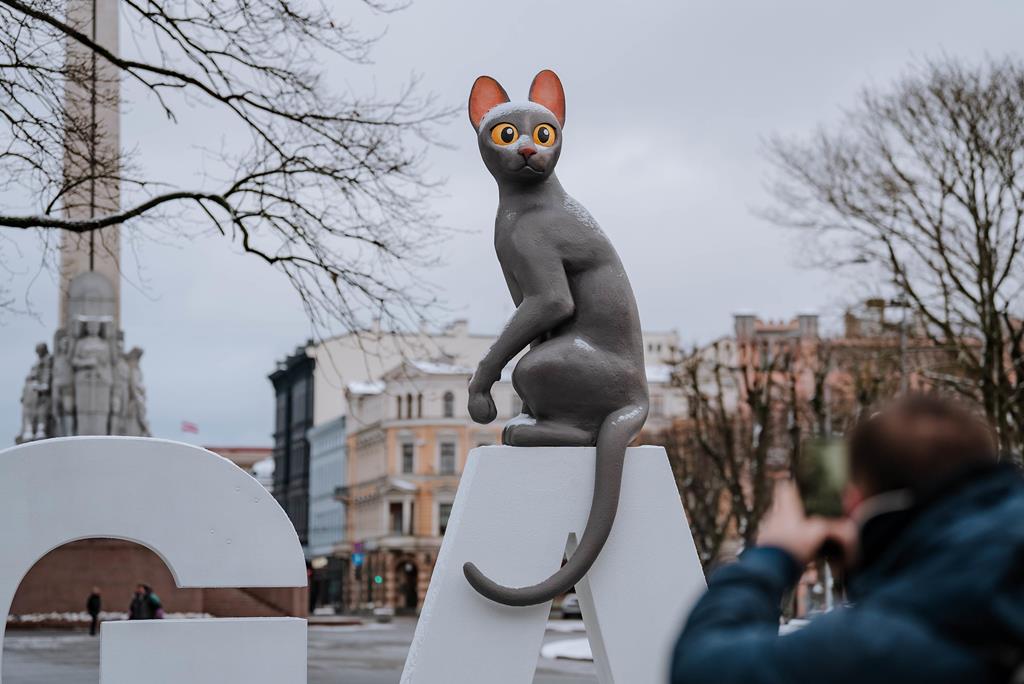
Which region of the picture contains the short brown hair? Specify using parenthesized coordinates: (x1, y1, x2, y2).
(847, 394, 998, 495)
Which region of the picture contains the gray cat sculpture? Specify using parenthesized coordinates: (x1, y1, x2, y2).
(464, 70, 650, 607)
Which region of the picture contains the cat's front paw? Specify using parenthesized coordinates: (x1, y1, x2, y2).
(468, 390, 497, 425)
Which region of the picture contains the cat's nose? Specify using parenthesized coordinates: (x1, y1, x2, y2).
(519, 147, 537, 158)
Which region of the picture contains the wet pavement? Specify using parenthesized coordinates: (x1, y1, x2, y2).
(3, 618, 597, 683)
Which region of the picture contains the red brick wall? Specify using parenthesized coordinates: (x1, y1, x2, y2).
(10, 540, 306, 618)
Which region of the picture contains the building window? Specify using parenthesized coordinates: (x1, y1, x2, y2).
(417, 393, 423, 418)
(275, 392, 288, 433)
(442, 391, 455, 418)
(390, 502, 403, 535)
(396, 396, 402, 418)
(439, 441, 456, 475)
(290, 377, 308, 426)
(438, 503, 453, 535)
(401, 443, 414, 474)
(406, 393, 414, 419)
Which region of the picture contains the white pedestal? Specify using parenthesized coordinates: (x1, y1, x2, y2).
(402, 446, 706, 684)
(0, 437, 307, 684)
(101, 618, 306, 683)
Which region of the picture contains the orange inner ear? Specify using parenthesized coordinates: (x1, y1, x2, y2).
(469, 76, 510, 129)
(529, 70, 565, 127)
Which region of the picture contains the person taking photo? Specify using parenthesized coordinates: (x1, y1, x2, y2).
(672, 394, 1024, 684)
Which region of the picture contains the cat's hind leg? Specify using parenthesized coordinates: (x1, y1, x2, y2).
(503, 419, 597, 447)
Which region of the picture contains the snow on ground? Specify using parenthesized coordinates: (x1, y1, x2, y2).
(7, 611, 211, 624)
(310, 622, 395, 632)
(540, 638, 593, 661)
(545, 620, 586, 633)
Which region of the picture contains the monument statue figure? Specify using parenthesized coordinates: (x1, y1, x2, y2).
(18, 371, 37, 444)
(110, 336, 130, 434)
(461, 71, 650, 606)
(17, 344, 52, 443)
(15, 270, 148, 442)
(72, 319, 114, 435)
(51, 335, 75, 437)
(124, 347, 150, 437)
(32, 343, 52, 439)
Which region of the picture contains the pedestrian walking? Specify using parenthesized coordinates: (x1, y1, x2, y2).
(143, 584, 165, 619)
(86, 587, 101, 636)
(128, 584, 146, 620)
(129, 583, 164, 619)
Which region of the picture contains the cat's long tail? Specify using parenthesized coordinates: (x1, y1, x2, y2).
(462, 403, 648, 607)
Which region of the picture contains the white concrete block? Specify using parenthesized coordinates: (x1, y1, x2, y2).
(100, 618, 306, 684)
(0, 437, 308, 683)
(402, 446, 706, 684)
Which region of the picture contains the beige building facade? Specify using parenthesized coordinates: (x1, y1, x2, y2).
(340, 361, 517, 611)
(272, 319, 686, 612)
(337, 333, 686, 612)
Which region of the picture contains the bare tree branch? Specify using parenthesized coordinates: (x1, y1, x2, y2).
(764, 56, 1024, 457)
(0, 0, 454, 334)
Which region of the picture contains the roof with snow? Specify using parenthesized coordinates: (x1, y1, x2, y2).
(347, 380, 385, 396)
(408, 360, 474, 375)
(389, 478, 418, 492)
(250, 457, 275, 478)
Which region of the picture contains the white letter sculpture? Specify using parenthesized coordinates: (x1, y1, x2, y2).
(402, 446, 706, 684)
(0, 437, 307, 684)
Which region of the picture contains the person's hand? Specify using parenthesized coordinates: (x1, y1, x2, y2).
(468, 368, 497, 424)
(757, 480, 858, 566)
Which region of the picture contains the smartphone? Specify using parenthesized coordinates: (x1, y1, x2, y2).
(795, 437, 848, 518)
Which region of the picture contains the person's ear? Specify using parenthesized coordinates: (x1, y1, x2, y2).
(529, 69, 565, 127)
(469, 76, 510, 129)
(842, 484, 865, 517)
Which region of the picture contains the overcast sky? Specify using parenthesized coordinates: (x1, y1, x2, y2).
(3, 0, 1023, 446)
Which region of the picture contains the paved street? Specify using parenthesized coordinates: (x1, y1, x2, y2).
(3, 619, 597, 683)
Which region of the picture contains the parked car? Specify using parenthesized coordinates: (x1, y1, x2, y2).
(560, 593, 581, 619)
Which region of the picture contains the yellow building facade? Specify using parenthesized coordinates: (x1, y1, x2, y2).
(340, 361, 516, 611)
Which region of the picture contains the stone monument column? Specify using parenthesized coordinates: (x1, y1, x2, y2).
(14, 0, 149, 443)
(58, 0, 121, 333)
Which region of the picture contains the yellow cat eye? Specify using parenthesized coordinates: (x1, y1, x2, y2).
(490, 123, 519, 146)
(533, 124, 556, 147)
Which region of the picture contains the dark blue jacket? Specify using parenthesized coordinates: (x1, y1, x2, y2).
(672, 464, 1024, 683)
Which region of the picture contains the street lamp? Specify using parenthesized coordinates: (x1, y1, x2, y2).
(888, 296, 910, 393)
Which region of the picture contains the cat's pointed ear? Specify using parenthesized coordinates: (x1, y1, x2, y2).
(529, 69, 565, 127)
(469, 76, 510, 129)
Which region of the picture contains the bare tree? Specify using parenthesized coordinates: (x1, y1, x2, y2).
(653, 421, 732, 572)
(835, 342, 903, 417)
(671, 340, 796, 552)
(0, 0, 449, 332)
(766, 56, 1024, 458)
(796, 334, 895, 440)
(0, 281, 11, 315)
